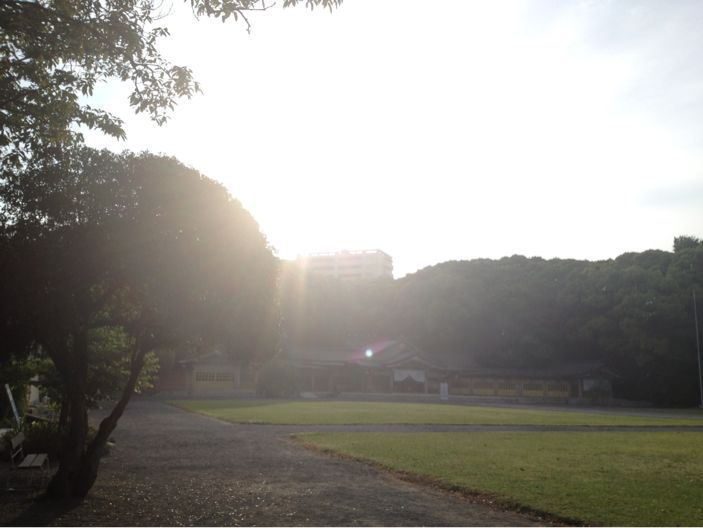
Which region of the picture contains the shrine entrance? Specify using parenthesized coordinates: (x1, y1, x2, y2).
(392, 368, 427, 393)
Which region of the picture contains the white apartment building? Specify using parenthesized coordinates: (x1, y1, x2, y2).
(298, 250, 393, 280)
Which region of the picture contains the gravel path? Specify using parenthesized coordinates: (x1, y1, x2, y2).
(2, 400, 549, 526)
(4, 400, 700, 526)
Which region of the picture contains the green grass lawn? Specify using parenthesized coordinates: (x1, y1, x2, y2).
(298, 431, 703, 526)
(168, 399, 703, 426)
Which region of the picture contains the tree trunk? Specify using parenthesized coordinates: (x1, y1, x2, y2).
(71, 343, 147, 498)
(46, 329, 89, 499)
(45, 326, 150, 499)
(58, 391, 70, 430)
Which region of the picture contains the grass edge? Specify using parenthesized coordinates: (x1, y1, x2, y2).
(290, 433, 589, 527)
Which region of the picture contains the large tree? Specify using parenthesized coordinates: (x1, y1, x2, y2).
(0, 148, 278, 498)
(0, 0, 340, 167)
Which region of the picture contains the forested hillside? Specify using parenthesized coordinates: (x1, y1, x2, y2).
(280, 237, 703, 405)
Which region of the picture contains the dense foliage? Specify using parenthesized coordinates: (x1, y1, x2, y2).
(0, 148, 277, 497)
(280, 239, 703, 405)
(0, 357, 34, 426)
(0, 0, 341, 167)
(1, 0, 340, 500)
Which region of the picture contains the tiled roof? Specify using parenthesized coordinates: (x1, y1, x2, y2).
(286, 340, 446, 369)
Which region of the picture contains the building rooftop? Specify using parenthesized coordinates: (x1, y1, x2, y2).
(300, 249, 392, 258)
(297, 249, 393, 280)
(286, 340, 445, 369)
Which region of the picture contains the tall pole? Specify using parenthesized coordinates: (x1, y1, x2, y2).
(694, 290, 703, 408)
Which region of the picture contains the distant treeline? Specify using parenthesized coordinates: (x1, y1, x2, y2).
(279, 236, 703, 405)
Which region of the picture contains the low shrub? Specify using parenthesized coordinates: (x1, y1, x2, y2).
(1, 420, 97, 461)
(256, 360, 298, 398)
(22, 420, 64, 458)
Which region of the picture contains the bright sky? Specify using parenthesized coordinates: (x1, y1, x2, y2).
(86, 0, 703, 277)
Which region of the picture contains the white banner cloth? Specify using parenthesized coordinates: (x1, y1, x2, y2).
(393, 369, 426, 383)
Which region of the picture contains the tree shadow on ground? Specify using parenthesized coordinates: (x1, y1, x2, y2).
(6, 493, 83, 527)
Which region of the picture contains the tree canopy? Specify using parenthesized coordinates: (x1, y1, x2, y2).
(280, 241, 703, 405)
(0, 0, 341, 167)
(1, 0, 341, 500)
(0, 147, 278, 497)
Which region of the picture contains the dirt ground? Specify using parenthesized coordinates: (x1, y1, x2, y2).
(0, 399, 559, 527)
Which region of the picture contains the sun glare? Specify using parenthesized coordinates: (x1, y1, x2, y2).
(84, 0, 703, 276)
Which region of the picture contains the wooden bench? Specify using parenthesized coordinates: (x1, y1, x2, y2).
(7, 432, 50, 489)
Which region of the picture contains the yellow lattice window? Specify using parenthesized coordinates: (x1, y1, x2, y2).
(215, 372, 234, 382)
(546, 382, 570, 397)
(497, 382, 517, 396)
(522, 382, 545, 397)
(472, 380, 495, 395)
